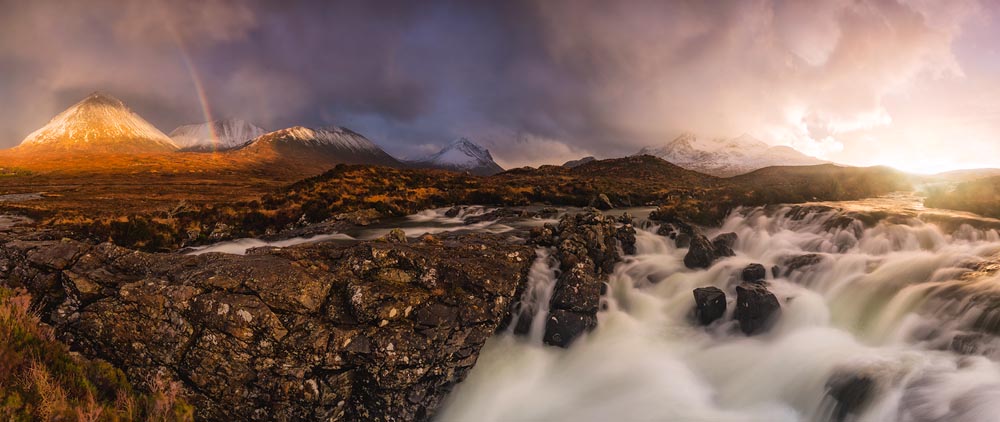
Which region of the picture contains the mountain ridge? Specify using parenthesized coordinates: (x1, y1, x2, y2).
(170, 118, 267, 152)
(635, 133, 827, 177)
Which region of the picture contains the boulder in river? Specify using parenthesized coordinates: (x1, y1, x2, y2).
(712, 232, 738, 257)
(741, 263, 767, 283)
(684, 232, 739, 269)
(692, 287, 727, 325)
(0, 233, 534, 421)
(824, 372, 878, 422)
(684, 235, 717, 269)
(734, 282, 781, 335)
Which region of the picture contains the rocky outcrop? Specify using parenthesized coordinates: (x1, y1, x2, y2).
(525, 212, 636, 347)
(692, 287, 726, 325)
(734, 283, 781, 335)
(684, 232, 738, 269)
(0, 234, 534, 421)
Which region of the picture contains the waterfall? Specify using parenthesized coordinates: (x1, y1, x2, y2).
(507, 248, 560, 343)
(437, 203, 1000, 422)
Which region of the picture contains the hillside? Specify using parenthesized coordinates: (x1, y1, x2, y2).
(925, 176, 1000, 218)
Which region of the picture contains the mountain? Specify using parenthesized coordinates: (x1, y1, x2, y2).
(930, 168, 1000, 183)
(410, 138, 504, 176)
(16, 92, 178, 153)
(635, 132, 826, 177)
(562, 156, 596, 168)
(169, 119, 266, 152)
(237, 126, 402, 169)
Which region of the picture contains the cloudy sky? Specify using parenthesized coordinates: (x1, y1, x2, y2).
(1, 0, 997, 172)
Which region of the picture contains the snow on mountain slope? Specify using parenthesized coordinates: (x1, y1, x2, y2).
(18, 92, 177, 153)
(170, 119, 266, 151)
(257, 126, 384, 151)
(411, 138, 504, 176)
(635, 133, 827, 177)
(240, 126, 402, 167)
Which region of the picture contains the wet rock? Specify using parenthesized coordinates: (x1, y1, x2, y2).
(825, 373, 877, 422)
(683, 232, 739, 270)
(741, 263, 767, 283)
(674, 233, 692, 248)
(734, 282, 781, 335)
(544, 309, 596, 347)
(523, 212, 636, 347)
(590, 193, 614, 210)
(712, 232, 737, 257)
(782, 254, 824, 276)
(684, 235, 717, 269)
(382, 228, 407, 243)
(444, 206, 463, 218)
(0, 234, 533, 421)
(950, 332, 986, 355)
(692, 287, 726, 325)
(771, 265, 781, 279)
(651, 211, 697, 248)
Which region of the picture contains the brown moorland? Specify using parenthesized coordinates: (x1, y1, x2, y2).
(0, 152, 911, 251)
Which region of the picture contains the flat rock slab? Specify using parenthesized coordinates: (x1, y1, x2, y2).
(0, 234, 533, 421)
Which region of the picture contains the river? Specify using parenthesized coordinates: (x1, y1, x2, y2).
(192, 195, 1000, 421)
(435, 198, 1000, 422)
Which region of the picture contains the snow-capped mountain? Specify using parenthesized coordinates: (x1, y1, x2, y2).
(635, 133, 826, 177)
(239, 126, 402, 168)
(18, 92, 178, 153)
(169, 119, 266, 152)
(410, 138, 504, 176)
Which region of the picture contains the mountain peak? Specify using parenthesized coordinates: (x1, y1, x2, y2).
(412, 137, 504, 176)
(17, 92, 177, 153)
(78, 92, 126, 108)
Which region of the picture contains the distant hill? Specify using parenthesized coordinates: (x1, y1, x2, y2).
(170, 119, 266, 152)
(930, 168, 1000, 183)
(408, 138, 504, 176)
(562, 156, 596, 168)
(15, 92, 178, 154)
(925, 176, 1000, 218)
(635, 133, 826, 177)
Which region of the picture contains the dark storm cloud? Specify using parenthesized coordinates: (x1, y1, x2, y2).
(0, 0, 989, 168)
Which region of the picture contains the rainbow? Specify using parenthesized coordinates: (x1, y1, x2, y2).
(165, 21, 220, 151)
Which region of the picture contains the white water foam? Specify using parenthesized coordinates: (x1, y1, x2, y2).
(438, 205, 1000, 422)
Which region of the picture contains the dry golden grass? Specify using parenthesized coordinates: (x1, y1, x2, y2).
(0, 287, 194, 421)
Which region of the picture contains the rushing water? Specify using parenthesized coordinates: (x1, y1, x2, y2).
(437, 202, 1000, 422)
